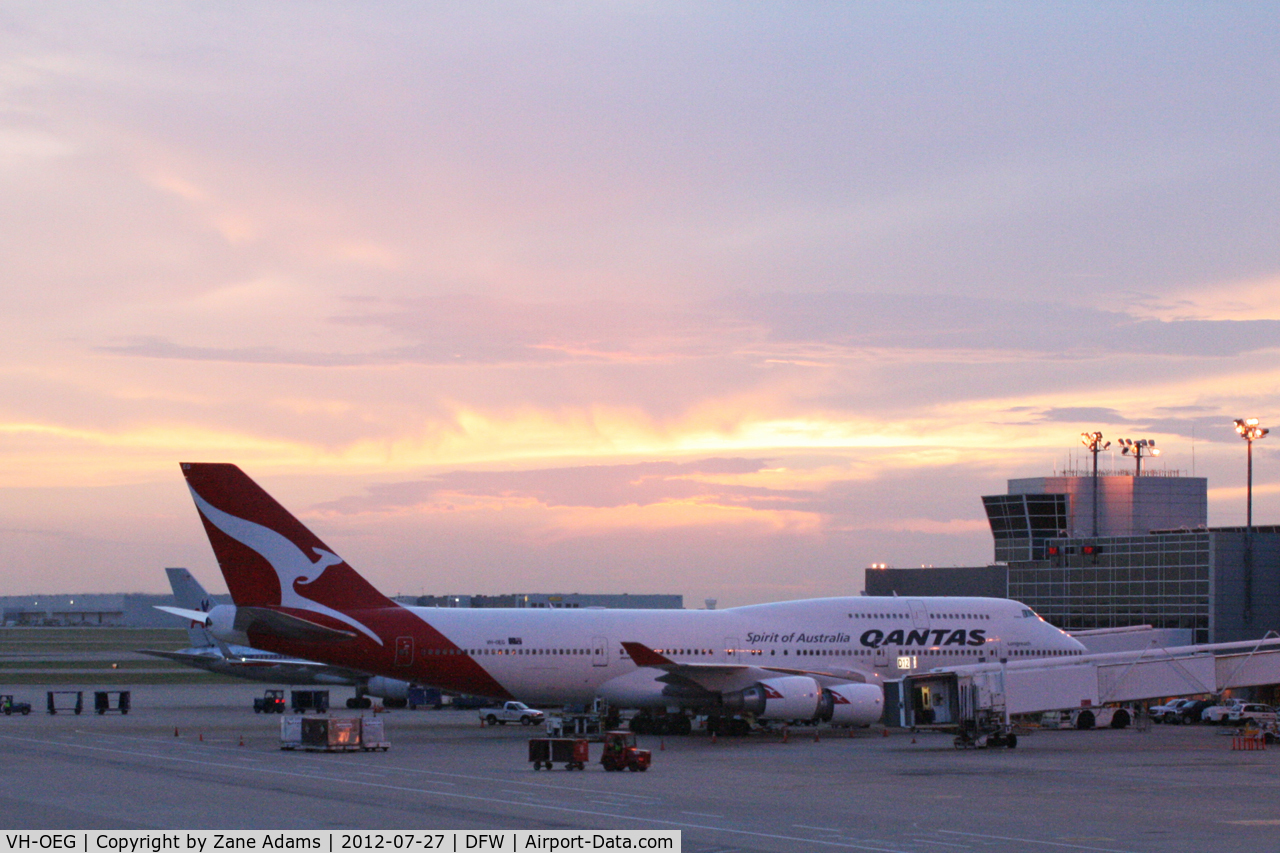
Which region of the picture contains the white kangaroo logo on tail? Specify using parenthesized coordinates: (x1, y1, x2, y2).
(189, 487, 383, 645)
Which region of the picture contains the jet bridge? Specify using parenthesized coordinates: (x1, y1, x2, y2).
(902, 636, 1280, 747)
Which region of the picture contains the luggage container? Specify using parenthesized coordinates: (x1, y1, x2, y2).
(291, 689, 330, 714)
(527, 737, 589, 770)
(279, 716, 389, 752)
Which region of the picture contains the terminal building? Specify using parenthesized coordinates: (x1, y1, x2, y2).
(2, 588, 683, 626)
(866, 465, 1280, 645)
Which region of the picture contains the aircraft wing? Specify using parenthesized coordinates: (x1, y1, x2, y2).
(137, 649, 228, 671)
(621, 641, 869, 694)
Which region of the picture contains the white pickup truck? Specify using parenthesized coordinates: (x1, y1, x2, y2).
(480, 701, 545, 726)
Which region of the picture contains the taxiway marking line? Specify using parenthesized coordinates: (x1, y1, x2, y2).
(938, 830, 1138, 852)
(1, 733, 914, 852)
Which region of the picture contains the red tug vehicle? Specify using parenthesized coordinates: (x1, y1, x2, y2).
(600, 730, 651, 772)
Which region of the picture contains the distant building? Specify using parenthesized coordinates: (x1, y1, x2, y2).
(864, 565, 1007, 599)
(2, 588, 683, 626)
(0, 592, 210, 627)
(865, 463, 1279, 645)
(404, 593, 683, 610)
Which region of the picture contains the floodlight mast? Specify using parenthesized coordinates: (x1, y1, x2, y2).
(1117, 437, 1160, 476)
(1233, 418, 1268, 624)
(1234, 418, 1269, 531)
(1080, 431, 1110, 537)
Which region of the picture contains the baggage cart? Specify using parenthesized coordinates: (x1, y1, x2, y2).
(46, 691, 83, 715)
(360, 716, 390, 751)
(291, 689, 330, 714)
(94, 690, 131, 715)
(527, 737, 588, 770)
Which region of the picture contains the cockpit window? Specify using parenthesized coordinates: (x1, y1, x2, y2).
(1021, 608, 1035, 618)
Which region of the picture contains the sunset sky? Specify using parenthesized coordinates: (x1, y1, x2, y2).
(3, 3, 1279, 607)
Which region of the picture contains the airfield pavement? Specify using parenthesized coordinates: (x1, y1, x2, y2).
(0, 682, 1276, 853)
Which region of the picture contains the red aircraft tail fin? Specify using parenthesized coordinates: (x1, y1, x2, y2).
(180, 463, 396, 629)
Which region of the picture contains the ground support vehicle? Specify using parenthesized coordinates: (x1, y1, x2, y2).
(544, 712, 602, 737)
(952, 721, 1018, 749)
(600, 730, 651, 772)
(46, 691, 83, 715)
(406, 686, 443, 709)
(1170, 699, 1214, 724)
(1202, 699, 1245, 724)
(253, 689, 286, 713)
(481, 701, 544, 726)
(290, 689, 329, 714)
(528, 737, 589, 770)
(1227, 703, 1278, 726)
(93, 690, 130, 715)
(1, 695, 31, 716)
(279, 716, 389, 752)
(1150, 698, 1195, 723)
(629, 709, 695, 735)
(1042, 706, 1131, 730)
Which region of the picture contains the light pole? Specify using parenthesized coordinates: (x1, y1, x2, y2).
(1080, 431, 1110, 537)
(1117, 438, 1159, 476)
(1234, 418, 1269, 532)
(1234, 418, 1268, 624)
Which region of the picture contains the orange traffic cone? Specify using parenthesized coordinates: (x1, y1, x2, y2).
(199, 732, 203, 742)
(174, 727, 179, 737)
(782, 726, 789, 743)
(659, 739, 665, 751)
(239, 735, 245, 747)
(813, 729, 820, 742)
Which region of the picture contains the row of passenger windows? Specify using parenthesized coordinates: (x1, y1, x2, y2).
(848, 612, 992, 621)
(425, 648, 594, 657)
(422, 645, 1078, 660)
(422, 646, 1011, 661)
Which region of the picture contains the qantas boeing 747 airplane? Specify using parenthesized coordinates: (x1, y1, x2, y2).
(169, 463, 1086, 729)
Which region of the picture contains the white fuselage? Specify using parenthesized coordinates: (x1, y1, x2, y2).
(399, 595, 1085, 705)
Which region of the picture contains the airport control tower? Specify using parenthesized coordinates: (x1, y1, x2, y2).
(982, 471, 1207, 563)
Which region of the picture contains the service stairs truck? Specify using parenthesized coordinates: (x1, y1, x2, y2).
(903, 636, 1280, 749)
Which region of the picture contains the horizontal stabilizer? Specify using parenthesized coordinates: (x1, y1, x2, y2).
(236, 606, 357, 643)
(136, 649, 211, 664)
(154, 605, 211, 624)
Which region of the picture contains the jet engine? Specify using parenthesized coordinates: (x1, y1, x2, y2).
(721, 676, 824, 720)
(202, 605, 245, 644)
(364, 676, 411, 701)
(817, 682, 883, 726)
